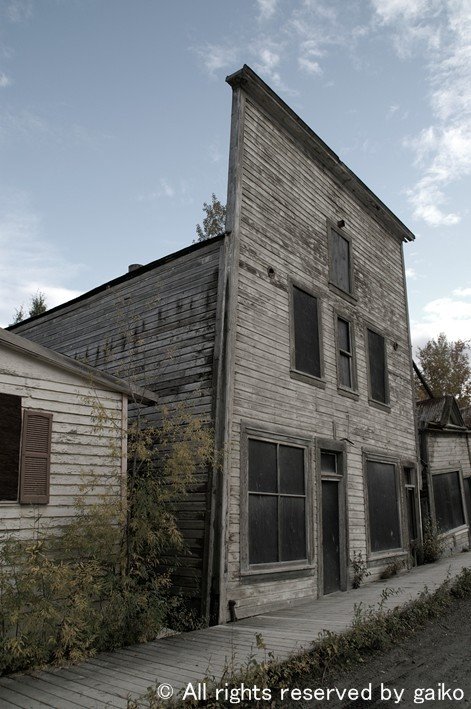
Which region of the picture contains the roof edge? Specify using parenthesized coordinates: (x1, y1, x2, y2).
(226, 65, 415, 244)
(0, 327, 159, 404)
(7, 232, 227, 331)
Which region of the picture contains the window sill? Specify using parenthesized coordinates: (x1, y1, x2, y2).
(290, 369, 326, 388)
(368, 398, 391, 413)
(241, 562, 314, 581)
(337, 387, 359, 401)
(439, 525, 469, 537)
(368, 549, 407, 562)
(328, 282, 357, 305)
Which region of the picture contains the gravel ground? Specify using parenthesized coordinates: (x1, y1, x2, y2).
(276, 596, 471, 708)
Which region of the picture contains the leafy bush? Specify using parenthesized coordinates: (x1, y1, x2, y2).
(418, 516, 444, 564)
(351, 551, 370, 589)
(0, 407, 215, 675)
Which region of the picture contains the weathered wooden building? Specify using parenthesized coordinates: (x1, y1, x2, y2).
(11, 65, 420, 623)
(417, 396, 471, 552)
(0, 328, 157, 540)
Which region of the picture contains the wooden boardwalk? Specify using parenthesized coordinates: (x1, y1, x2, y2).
(1, 553, 470, 708)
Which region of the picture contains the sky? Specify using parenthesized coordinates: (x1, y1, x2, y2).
(0, 0, 470, 349)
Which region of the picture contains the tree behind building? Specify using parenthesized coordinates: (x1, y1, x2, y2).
(195, 194, 226, 242)
(416, 333, 471, 407)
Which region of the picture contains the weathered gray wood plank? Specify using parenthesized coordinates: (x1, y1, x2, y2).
(1, 555, 468, 708)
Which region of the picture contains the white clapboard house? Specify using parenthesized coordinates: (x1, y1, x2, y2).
(0, 327, 156, 539)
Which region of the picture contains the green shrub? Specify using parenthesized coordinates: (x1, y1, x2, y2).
(351, 551, 370, 589)
(0, 407, 215, 675)
(418, 516, 444, 564)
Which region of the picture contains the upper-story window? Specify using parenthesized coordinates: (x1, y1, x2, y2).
(367, 327, 389, 407)
(336, 316, 357, 391)
(328, 224, 353, 296)
(290, 284, 323, 383)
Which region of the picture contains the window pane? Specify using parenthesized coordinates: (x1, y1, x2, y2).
(248, 439, 277, 493)
(249, 495, 278, 564)
(367, 461, 401, 552)
(280, 497, 306, 561)
(0, 393, 22, 501)
(321, 452, 337, 475)
(403, 467, 415, 486)
(339, 353, 352, 389)
(331, 230, 351, 293)
(338, 318, 350, 352)
(433, 472, 465, 532)
(279, 445, 304, 495)
(293, 286, 321, 378)
(368, 329, 387, 403)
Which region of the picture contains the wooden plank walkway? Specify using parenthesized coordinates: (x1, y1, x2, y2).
(1, 552, 470, 708)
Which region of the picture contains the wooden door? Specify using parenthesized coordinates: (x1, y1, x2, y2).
(322, 480, 341, 594)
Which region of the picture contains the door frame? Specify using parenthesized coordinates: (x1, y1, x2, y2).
(316, 438, 348, 595)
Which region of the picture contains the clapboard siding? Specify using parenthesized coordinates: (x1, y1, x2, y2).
(0, 348, 125, 538)
(221, 88, 418, 620)
(13, 238, 224, 608)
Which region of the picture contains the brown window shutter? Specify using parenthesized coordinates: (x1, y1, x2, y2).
(19, 410, 52, 504)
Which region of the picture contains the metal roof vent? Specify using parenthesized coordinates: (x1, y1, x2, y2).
(128, 264, 143, 273)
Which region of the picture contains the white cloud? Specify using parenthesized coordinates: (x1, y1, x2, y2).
(4, 0, 32, 23)
(407, 179, 460, 226)
(405, 267, 417, 279)
(136, 178, 196, 204)
(298, 56, 322, 75)
(159, 179, 175, 198)
(257, 0, 277, 20)
(411, 294, 471, 348)
(0, 194, 83, 327)
(195, 43, 238, 78)
(0, 73, 11, 88)
(453, 287, 471, 297)
(253, 45, 280, 77)
(372, 0, 471, 227)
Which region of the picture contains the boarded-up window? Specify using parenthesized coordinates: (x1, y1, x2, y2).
(0, 393, 22, 501)
(330, 228, 352, 293)
(19, 410, 52, 504)
(292, 285, 321, 378)
(367, 460, 401, 552)
(248, 439, 306, 565)
(433, 471, 465, 532)
(337, 317, 354, 389)
(367, 329, 388, 404)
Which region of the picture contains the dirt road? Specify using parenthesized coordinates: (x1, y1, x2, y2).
(278, 596, 471, 708)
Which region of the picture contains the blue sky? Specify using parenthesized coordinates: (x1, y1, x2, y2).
(1, 0, 470, 348)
